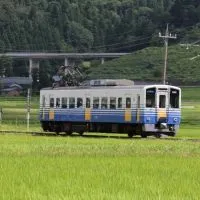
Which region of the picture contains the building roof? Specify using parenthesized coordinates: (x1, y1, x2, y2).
(0, 77, 32, 86)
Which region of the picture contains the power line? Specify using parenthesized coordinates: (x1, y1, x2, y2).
(91, 35, 152, 50)
(180, 39, 200, 49)
(105, 41, 151, 52)
(1, 34, 153, 52)
(1, 39, 152, 54)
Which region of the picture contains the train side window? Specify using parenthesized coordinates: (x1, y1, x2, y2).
(137, 95, 140, 108)
(62, 98, 67, 108)
(42, 96, 45, 107)
(77, 98, 83, 108)
(56, 98, 60, 108)
(101, 97, 108, 109)
(126, 97, 131, 108)
(69, 97, 75, 108)
(110, 97, 116, 109)
(118, 98, 122, 108)
(93, 97, 99, 109)
(86, 98, 90, 108)
(50, 98, 54, 108)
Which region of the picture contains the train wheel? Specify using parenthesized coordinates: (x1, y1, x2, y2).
(128, 132, 134, 138)
(65, 131, 72, 136)
(42, 122, 48, 132)
(141, 132, 147, 138)
(55, 127, 61, 135)
(43, 127, 48, 132)
(79, 131, 84, 136)
(171, 132, 176, 137)
(155, 133, 161, 138)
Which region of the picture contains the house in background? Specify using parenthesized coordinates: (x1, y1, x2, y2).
(0, 77, 32, 96)
(1, 84, 23, 96)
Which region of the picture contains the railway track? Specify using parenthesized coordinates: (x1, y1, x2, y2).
(0, 130, 200, 142)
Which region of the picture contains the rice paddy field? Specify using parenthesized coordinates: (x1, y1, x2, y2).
(0, 87, 200, 200)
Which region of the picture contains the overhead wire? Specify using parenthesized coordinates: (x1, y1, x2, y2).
(1, 33, 153, 52)
(106, 41, 151, 52)
(91, 35, 153, 50)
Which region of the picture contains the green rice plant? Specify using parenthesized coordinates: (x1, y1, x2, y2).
(0, 134, 199, 200)
(182, 87, 200, 102)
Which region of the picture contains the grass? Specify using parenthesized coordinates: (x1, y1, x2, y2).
(0, 88, 200, 199)
(182, 87, 200, 102)
(179, 125, 200, 138)
(0, 96, 39, 123)
(0, 134, 200, 200)
(0, 96, 39, 109)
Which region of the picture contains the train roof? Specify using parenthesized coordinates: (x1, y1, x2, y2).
(41, 79, 180, 91)
(41, 84, 180, 91)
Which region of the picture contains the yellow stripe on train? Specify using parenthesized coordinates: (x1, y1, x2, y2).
(85, 108, 91, 121)
(125, 109, 131, 122)
(136, 108, 140, 122)
(49, 109, 54, 120)
(158, 109, 167, 118)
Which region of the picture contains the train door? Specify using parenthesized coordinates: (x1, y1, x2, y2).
(41, 95, 46, 120)
(124, 96, 132, 122)
(136, 95, 140, 122)
(49, 95, 55, 120)
(85, 96, 91, 121)
(157, 89, 168, 122)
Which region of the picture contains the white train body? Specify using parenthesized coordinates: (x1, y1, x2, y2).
(40, 83, 181, 137)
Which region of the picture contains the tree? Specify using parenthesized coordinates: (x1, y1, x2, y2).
(69, 21, 94, 52)
(170, 0, 199, 27)
(0, 56, 13, 77)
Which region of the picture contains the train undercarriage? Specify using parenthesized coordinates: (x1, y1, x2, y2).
(41, 121, 177, 138)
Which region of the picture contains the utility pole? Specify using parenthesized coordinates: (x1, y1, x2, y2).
(159, 24, 177, 84)
(27, 60, 32, 131)
(27, 88, 31, 131)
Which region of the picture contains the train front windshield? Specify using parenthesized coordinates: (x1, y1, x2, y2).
(170, 88, 180, 108)
(146, 87, 180, 109)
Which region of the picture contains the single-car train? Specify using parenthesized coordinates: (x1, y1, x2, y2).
(39, 79, 181, 138)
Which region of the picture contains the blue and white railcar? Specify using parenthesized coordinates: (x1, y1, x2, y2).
(39, 82, 181, 137)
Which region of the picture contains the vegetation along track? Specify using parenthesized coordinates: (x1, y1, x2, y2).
(0, 130, 199, 142)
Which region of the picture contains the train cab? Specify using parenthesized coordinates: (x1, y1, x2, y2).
(143, 85, 181, 136)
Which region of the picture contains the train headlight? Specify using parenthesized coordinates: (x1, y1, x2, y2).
(169, 126, 174, 131)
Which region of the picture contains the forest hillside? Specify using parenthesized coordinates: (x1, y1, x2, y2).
(0, 0, 200, 87)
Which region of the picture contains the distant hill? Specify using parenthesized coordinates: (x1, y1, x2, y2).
(86, 45, 200, 85)
(1, 0, 200, 89)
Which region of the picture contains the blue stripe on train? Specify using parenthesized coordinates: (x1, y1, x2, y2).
(40, 109, 181, 125)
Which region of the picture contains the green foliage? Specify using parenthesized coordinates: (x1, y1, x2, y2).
(0, 56, 13, 77)
(0, 0, 200, 89)
(69, 21, 94, 51)
(87, 45, 200, 85)
(0, 0, 198, 53)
